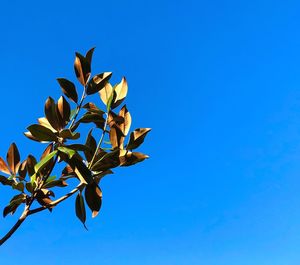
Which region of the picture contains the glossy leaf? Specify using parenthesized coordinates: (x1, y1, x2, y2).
(0, 157, 10, 175)
(86, 72, 112, 95)
(111, 77, 128, 109)
(75, 192, 87, 229)
(126, 128, 151, 150)
(74, 52, 91, 86)
(57, 78, 78, 103)
(45, 97, 60, 131)
(7, 143, 20, 175)
(85, 181, 102, 218)
(57, 96, 71, 128)
(26, 124, 57, 142)
(34, 150, 57, 174)
(58, 147, 76, 159)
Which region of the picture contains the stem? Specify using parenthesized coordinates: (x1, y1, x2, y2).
(69, 86, 86, 129)
(28, 183, 84, 215)
(89, 112, 110, 168)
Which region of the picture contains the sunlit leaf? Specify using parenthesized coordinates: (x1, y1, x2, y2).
(126, 128, 151, 150)
(86, 72, 112, 95)
(34, 150, 57, 174)
(7, 143, 20, 175)
(58, 147, 76, 159)
(74, 52, 91, 86)
(57, 96, 71, 128)
(0, 157, 10, 175)
(111, 77, 128, 109)
(99, 82, 113, 106)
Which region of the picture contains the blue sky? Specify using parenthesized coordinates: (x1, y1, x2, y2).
(1, 0, 300, 264)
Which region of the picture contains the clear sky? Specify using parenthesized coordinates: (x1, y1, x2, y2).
(1, 0, 300, 264)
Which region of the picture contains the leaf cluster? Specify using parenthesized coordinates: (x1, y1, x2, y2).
(0, 48, 150, 234)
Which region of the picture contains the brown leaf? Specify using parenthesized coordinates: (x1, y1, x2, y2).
(85, 181, 102, 218)
(26, 155, 37, 176)
(75, 192, 87, 229)
(57, 78, 78, 104)
(57, 96, 71, 128)
(84, 130, 97, 162)
(85, 47, 95, 66)
(74, 52, 91, 86)
(45, 97, 60, 131)
(127, 128, 151, 150)
(18, 160, 27, 180)
(7, 143, 20, 175)
(0, 157, 11, 175)
(119, 150, 149, 166)
(119, 105, 131, 136)
(83, 102, 105, 115)
(86, 72, 112, 95)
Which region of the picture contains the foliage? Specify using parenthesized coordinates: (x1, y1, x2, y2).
(0, 48, 150, 245)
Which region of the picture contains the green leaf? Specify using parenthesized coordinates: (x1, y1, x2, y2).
(59, 129, 80, 140)
(34, 150, 58, 174)
(58, 147, 76, 159)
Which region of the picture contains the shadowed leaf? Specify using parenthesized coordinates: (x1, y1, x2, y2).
(85, 181, 102, 218)
(45, 97, 60, 131)
(57, 78, 78, 103)
(75, 192, 87, 229)
(26, 125, 57, 142)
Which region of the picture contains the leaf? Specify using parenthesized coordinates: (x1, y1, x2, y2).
(84, 130, 97, 162)
(85, 47, 95, 66)
(3, 194, 26, 217)
(59, 129, 80, 140)
(45, 97, 60, 131)
(74, 52, 91, 86)
(119, 151, 149, 166)
(38, 117, 56, 132)
(43, 179, 68, 189)
(58, 147, 76, 159)
(119, 105, 131, 136)
(99, 82, 113, 106)
(75, 192, 87, 229)
(40, 144, 54, 161)
(126, 128, 151, 150)
(26, 155, 37, 176)
(111, 77, 128, 109)
(86, 72, 112, 95)
(34, 150, 58, 174)
(78, 112, 105, 128)
(57, 78, 78, 103)
(57, 96, 71, 128)
(7, 143, 20, 175)
(0, 175, 13, 186)
(12, 182, 24, 192)
(68, 157, 93, 184)
(66, 144, 90, 152)
(0, 157, 10, 174)
(83, 102, 105, 115)
(26, 124, 57, 142)
(85, 181, 102, 218)
(18, 160, 27, 180)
